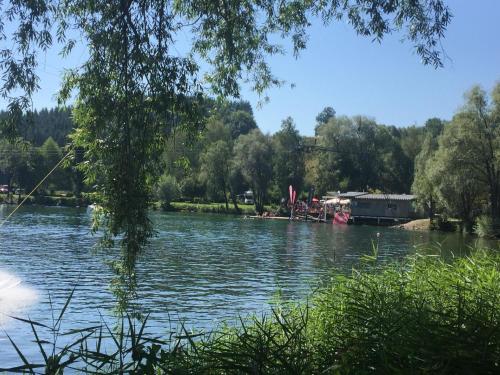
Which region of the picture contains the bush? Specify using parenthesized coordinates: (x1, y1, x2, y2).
(155, 174, 180, 209)
(475, 214, 500, 238)
(433, 214, 456, 231)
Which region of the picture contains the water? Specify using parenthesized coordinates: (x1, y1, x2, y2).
(0, 205, 489, 366)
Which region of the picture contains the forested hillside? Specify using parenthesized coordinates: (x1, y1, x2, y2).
(0, 107, 73, 146)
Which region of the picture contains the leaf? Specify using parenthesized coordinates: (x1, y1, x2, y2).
(56, 286, 76, 328)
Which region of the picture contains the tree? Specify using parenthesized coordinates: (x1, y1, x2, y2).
(38, 136, 71, 192)
(200, 140, 232, 209)
(412, 85, 500, 231)
(226, 110, 257, 140)
(0, 0, 453, 269)
(0, 139, 30, 192)
(155, 174, 181, 209)
(460, 85, 500, 219)
(316, 116, 377, 192)
(272, 117, 304, 198)
(315, 107, 336, 135)
(412, 135, 440, 219)
(233, 129, 273, 214)
(428, 130, 486, 232)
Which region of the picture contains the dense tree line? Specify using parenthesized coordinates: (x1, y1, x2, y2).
(153, 101, 438, 215)
(3, 81, 498, 234)
(0, 136, 75, 194)
(0, 99, 439, 212)
(0, 108, 73, 146)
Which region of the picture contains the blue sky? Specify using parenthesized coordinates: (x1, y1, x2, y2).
(3, 0, 499, 136)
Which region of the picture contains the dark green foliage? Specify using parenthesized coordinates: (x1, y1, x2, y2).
(233, 129, 274, 214)
(155, 174, 181, 209)
(412, 84, 500, 230)
(272, 117, 304, 198)
(411, 118, 445, 217)
(314, 115, 414, 195)
(314, 106, 336, 135)
(474, 214, 498, 238)
(0, 108, 74, 146)
(0, 138, 31, 190)
(0, 136, 74, 194)
(200, 140, 232, 208)
(226, 111, 258, 140)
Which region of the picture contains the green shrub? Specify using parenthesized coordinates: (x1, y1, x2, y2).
(305, 251, 500, 373)
(475, 214, 500, 238)
(155, 174, 180, 209)
(434, 214, 456, 231)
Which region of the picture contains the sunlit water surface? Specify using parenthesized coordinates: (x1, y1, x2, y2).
(0, 205, 492, 366)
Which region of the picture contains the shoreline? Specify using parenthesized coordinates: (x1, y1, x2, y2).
(394, 218, 432, 231)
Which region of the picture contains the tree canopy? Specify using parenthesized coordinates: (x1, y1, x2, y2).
(412, 83, 500, 233)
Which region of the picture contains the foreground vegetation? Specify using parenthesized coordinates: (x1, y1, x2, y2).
(5, 248, 499, 374)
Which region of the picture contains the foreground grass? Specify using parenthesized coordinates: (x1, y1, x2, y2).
(4, 248, 500, 374)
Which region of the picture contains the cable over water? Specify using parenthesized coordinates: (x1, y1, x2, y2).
(0, 151, 71, 228)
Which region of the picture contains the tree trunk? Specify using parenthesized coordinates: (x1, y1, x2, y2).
(230, 191, 240, 212)
(223, 186, 229, 211)
(254, 191, 264, 215)
(490, 184, 499, 219)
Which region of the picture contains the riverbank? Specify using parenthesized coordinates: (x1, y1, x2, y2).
(396, 218, 431, 230)
(165, 201, 259, 215)
(396, 217, 465, 233)
(0, 193, 87, 207)
(0, 194, 266, 215)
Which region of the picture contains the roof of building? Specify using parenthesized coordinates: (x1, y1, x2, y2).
(338, 191, 369, 198)
(324, 191, 339, 197)
(355, 193, 415, 201)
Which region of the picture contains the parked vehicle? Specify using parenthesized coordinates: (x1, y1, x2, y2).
(236, 190, 254, 205)
(0, 185, 9, 194)
(243, 190, 254, 204)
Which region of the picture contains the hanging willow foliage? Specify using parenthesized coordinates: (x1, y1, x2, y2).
(0, 0, 452, 268)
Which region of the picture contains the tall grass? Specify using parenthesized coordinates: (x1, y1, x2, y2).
(475, 214, 500, 238)
(3, 248, 500, 374)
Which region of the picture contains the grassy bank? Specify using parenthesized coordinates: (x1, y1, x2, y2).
(0, 194, 269, 215)
(5, 247, 500, 373)
(159, 201, 278, 215)
(168, 201, 258, 215)
(0, 193, 88, 207)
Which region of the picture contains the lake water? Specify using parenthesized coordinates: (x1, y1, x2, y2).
(0, 205, 489, 366)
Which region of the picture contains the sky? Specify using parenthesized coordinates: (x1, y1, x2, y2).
(2, 0, 499, 136)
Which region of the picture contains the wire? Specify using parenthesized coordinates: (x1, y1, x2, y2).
(0, 151, 71, 228)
